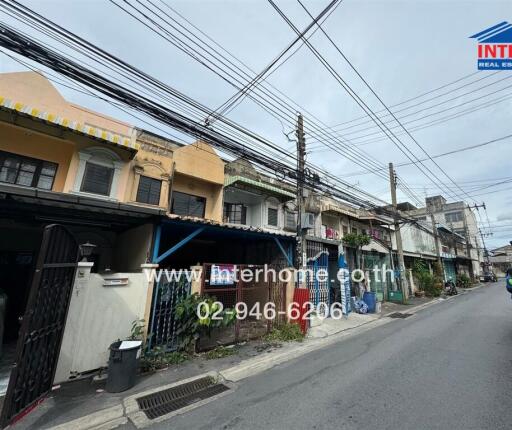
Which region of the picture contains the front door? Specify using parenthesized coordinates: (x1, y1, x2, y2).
(0, 224, 78, 427)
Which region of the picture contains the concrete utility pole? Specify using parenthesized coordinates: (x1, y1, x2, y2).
(429, 210, 442, 267)
(478, 228, 492, 267)
(389, 163, 408, 303)
(465, 203, 485, 281)
(296, 113, 306, 270)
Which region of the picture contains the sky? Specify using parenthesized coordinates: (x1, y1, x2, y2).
(0, 0, 511, 248)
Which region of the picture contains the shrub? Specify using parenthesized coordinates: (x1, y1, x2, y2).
(457, 273, 471, 288)
(263, 323, 305, 342)
(139, 348, 189, 373)
(175, 294, 236, 351)
(413, 261, 442, 297)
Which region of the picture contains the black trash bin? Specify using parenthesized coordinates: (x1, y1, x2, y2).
(106, 340, 141, 393)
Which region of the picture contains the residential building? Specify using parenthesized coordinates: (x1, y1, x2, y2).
(405, 195, 483, 280)
(490, 244, 512, 276)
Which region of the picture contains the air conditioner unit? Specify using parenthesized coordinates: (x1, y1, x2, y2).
(301, 213, 315, 229)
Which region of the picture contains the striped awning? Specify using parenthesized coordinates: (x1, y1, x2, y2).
(225, 174, 295, 198)
(0, 96, 139, 151)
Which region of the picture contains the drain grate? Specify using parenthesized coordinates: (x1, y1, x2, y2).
(388, 312, 412, 319)
(136, 376, 230, 420)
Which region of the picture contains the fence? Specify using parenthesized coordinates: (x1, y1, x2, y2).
(147, 274, 191, 351)
(200, 263, 286, 348)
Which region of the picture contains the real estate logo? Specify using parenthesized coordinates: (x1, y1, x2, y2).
(470, 21, 512, 70)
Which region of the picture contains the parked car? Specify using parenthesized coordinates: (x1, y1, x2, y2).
(480, 272, 498, 282)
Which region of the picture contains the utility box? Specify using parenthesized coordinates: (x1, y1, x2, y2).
(301, 213, 315, 229)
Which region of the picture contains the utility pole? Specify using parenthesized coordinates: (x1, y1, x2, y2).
(389, 163, 408, 303)
(429, 210, 443, 268)
(478, 227, 492, 268)
(296, 113, 306, 270)
(465, 203, 486, 281)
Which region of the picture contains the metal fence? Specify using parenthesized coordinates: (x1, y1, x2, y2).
(147, 274, 191, 351)
(200, 263, 286, 348)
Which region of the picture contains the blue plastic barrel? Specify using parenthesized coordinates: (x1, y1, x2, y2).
(363, 291, 376, 313)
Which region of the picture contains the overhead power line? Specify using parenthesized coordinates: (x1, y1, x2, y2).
(267, 0, 466, 204)
(293, 0, 477, 205)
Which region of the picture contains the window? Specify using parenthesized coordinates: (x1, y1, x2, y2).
(80, 162, 114, 196)
(223, 203, 247, 224)
(267, 207, 278, 226)
(172, 191, 206, 217)
(285, 211, 296, 230)
(342, 225, 348, 235)
(445, 212, 463, 223)
(136, 176, 162, 205)
(0, 150, 57, 190)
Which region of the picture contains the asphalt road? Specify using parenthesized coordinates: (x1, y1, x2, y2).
(136, 282, 512, 430)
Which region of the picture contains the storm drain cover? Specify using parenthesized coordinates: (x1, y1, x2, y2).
(388, 312, 413, 319)
(136, 376, 230, 420)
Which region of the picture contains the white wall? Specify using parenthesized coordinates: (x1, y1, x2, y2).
(55, 264, 152, 383)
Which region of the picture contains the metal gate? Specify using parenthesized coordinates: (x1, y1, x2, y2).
(147, 275, 191, 351)
(306, 241, 330, 313)
(0, 225, 78, 427)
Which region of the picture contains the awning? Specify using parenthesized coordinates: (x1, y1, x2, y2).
(225, 175, 295, 198)
(166, 214, 296, 239)
(0, 96, 139, 151)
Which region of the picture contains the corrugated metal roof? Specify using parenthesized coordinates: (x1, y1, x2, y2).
(0, 96, 139, 151)
(166, 214, 295, 238)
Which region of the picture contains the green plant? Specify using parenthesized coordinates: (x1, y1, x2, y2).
(263, 323, 305, 343)
(204, 346, 238, 360)
(412, 261, 442, 297)
(174, 293, 236, 351)
(342, 233, 371, 249)
(129, 318, 146, 340)
(139, 347, 189, 373)
(457, 273, 471, 288)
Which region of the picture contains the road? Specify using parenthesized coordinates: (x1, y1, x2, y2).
(132, 282, 512, 430)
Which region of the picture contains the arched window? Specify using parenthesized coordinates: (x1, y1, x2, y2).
(73, 147, 124, 199)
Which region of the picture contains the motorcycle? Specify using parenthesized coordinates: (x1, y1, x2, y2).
(444, 279, 458, 296)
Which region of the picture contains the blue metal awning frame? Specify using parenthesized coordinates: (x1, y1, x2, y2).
(151, 218, 295, 265)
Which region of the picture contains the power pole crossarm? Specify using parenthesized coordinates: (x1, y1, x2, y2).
(389, 162, 409, 303)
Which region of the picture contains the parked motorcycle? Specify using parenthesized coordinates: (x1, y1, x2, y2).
(444, 278, 458, 296)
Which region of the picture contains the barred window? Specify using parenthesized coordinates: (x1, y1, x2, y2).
(223, 203, 247, 224)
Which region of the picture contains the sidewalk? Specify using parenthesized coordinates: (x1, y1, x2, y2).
(13, 289, 476, 430)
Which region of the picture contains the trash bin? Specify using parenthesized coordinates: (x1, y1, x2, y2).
(363, 291, 377, 313)
(106, 340, 142, 393)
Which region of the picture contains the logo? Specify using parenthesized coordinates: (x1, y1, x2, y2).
(470, 21, 512, 70)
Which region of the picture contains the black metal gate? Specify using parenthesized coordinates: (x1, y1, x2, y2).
(147, 275, 191, 351)
(0, 224, 78, 427)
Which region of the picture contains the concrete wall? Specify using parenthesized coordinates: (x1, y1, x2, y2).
(399, 224, 437, 256)
(172, 141, 224, 185)
(0, 122, 74, 192)
(55, 264, 153, 383)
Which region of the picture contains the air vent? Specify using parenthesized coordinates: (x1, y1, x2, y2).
(136, 376, 230, 420)
(388, 312, 413, 319)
